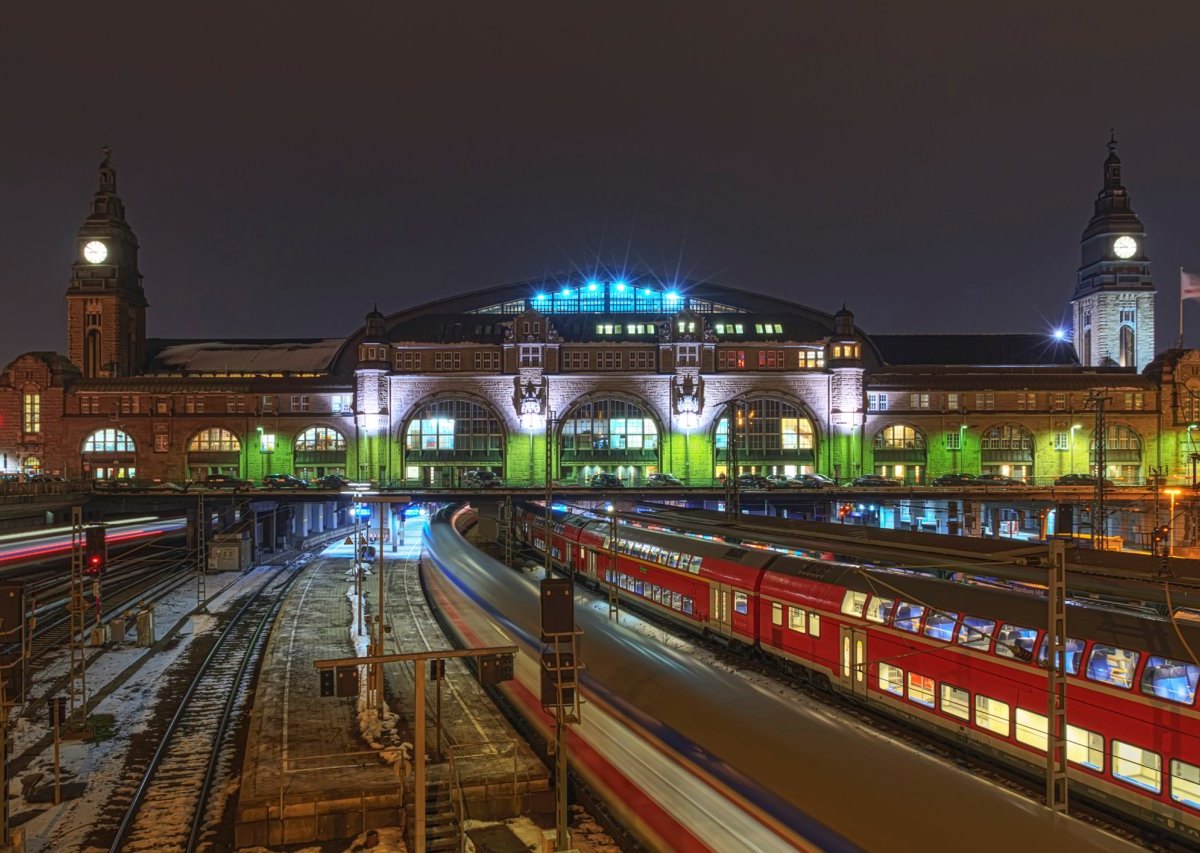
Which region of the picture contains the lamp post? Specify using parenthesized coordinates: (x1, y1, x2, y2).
(1070, 423, 1082, 476)
(256, 426, 266, 483)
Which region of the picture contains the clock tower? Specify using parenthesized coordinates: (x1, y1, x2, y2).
(65, 147, 147, 378)
(1070, 134, 1155, 372)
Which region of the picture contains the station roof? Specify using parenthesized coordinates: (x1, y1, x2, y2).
(144, 338, 344, 375)
(871, 334, 1080, 367)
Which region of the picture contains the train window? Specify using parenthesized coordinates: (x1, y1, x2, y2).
(1036, 636, 1084, 675)
(1140, 656, 1200, 705)
(924, 610, 956, 641)
(788, 606, 807, 634)
(634, 579, 644, 595)
(940, 684, 970, 720)
(864, 596, 895, 624)
(683, 597, 693, 615)
(1067, 726, 1104, 771)
(893, 602, 924, 633)
(1086, 645, 1139, 689)
(672, 592, 683, 610)
(1112, 741, 1162, 793)
(733, 592, 749, 615)
(1170, 760, 1200, 810)
(652, 585, 662, 603)
(809, 613, 820, 637)
(879, 663, 904, 696)
(995, 624, 1038, 660)
(690, 556, 702, 573)
(771, 602, 783, 626)
(958, 616, 995, 650)
(1015, 708, 1048, 751)
(841, 591, 867, 618)
(974, 696, 1010, 736)
(907, 673, 935, 707)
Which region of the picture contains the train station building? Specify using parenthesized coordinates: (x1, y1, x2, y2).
(1, 143, 1195, 488)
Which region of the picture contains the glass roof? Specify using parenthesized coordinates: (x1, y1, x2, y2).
(468, 280, 744, 315)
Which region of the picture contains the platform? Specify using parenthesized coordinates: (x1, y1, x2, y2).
(235, 518, 549, 848)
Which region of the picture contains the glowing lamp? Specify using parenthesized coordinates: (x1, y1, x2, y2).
(615, 281, 626, 291)
(536, 293, 546, 301)
(677, 412, 699, 430)
(643, 288, 652, 296)
(587, 281, 599, 291)
(666, 291, 679, 299)
(1053, 328, 1066, 340)
(561, 288, 572, 297)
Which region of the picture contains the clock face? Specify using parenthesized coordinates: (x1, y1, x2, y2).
(1112, 235, 1138, 259)
(83, 240, 107, 264)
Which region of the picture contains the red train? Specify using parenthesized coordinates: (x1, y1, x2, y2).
(514, 501, 1200, 843)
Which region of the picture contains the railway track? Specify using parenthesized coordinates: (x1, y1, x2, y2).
(101, 557, 307, 852)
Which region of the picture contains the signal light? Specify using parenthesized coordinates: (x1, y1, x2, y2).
(84, 526, 106, 575)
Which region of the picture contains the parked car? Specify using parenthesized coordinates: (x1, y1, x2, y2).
(793, 473, 836, 489)
(589, 473, 625, 489)
(141, 478, 188, 492)
(645, 472, 684, 487)
(93, 477, 134, 491)
(1054, 473, 1114, 487)
(462, 470, 504, 488)
(263, 473, 308, 489)
(735, 473, 774, 490)
(932, 473, 977, 486)
(765, 475, 793, 489)
(28, 474, 66, 483)
(974, 473, 1026, 487)
(199, 473, 252, 490)
(313, 473, 351, 490)
(852, 474, 902, 487)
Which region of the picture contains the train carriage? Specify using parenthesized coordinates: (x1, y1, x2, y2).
(512, 500, 1200, 843)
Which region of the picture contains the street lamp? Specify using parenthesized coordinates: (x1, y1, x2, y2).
(1070, 423, 1082, 475)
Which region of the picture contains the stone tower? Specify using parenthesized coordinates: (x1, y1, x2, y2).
(1070, 134, 1155, 372)
(65, 147, 147, 377)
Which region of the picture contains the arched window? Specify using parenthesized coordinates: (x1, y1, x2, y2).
(83, 428, 135, 453)
(874, 425, 924, 450)
(404, 400, 503, 455)
(714, 399, 815, 452)
(23, 457, 41, 475)
(188, 428, 241, 452)
(561, 399, 659, 453)
(1095, 424, 1142, 452)
(295, 426, 346, 452)
(981, 425, 1033, 452)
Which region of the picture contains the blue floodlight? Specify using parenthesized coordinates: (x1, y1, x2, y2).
(535, 293, 546, 301)
(615, 281, 626, 291)
(643, 288, 653, 296)
(1053, 328, 1066, 340)
(666, 290, 679, 300)
(561, 288, 572, 297)
(587, 281, 599, 291)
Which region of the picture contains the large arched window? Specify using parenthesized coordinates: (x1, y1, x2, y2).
(23, 457, 41, 475)
(874, 425, 924, 450)
(872, 424, 926, 484)
(713, 397, 816, 476)
(403, 399, 504, 487)
(187, 427, 243, 480)
(1090, 424, 1143, 483)
(83, 428, 136, 454)
(188, 428, 241, 452)
(980, 424, 1034, 481)
(295, 426, 347, 453)
(560, 397, 660, 485)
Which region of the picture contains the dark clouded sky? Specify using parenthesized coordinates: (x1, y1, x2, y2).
(3, 2, 1200, 357)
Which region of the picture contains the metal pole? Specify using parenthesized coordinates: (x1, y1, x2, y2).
(415, 659, 426, 853)
(435, 665, 443, 762)
(556, 703, 568, 850)
(52, 700, 61, 806)
(376, 502, 385, 718)
(1047, 539, 1068, 812)
(545, 410, 555, 578)
(1169, 491, 1178, 557)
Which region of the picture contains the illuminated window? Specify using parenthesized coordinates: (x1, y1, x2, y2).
(864, 596, 894, 624)
(923, 610, 956, 641)
(1053, 431, 1070, 451)
(83, 428, 135, 454)
(893, 602, 924, 633)
(909, 393, 930, 409)
(561, 399, 658, 453)
(957, 616, 995, 650)
(23, 456, 41, 475)
(714, 399, 815, 454)
(974, 695, 1010, 736)
(946, 393, 959, 410)
(405, 399, 502, 456)
(1036, 636, 1085, 675)
(866, 393, 887, 412)
(733, 591, 748, 614)
(331, 394, 353, 413)
(788, 606, 807, 633)
(798, 350, 824, 369)
(188, 428, 241, 452)
(1140, 656, 1200, 705)
(1067, 726, 1104, 771)
(879, 663, 904, 696)
(771, 602, 783, 626)
(758, 350, 785, 369)
(1171, 760, 1200, 809)
(809, 613, 820, 637)
(981, 425, 1033, 452)
(940, 683, 970, 720)
(944, 431, 961, 451)
(1086, 645, 1139, 689)
(1015, 708, 1048, 751)
(995, 623, 1038, 660)
(294, 426, 346, 452)
(874, 425, 924, 450)
(260, 433, 276, 453)
(22, 392, 40, 433)
(840, 590, 867, 618)
(717, 350, 746, 370)
(907, 673, 935, 707)
(1113, 741, 1162, 793)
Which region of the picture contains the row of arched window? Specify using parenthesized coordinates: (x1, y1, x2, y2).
(873, 424, 1144, 452)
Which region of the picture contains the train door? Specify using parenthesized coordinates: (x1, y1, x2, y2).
(838, 626, 868, 697)
(585, 548, 598, 583)
(709, 583, 732, 638)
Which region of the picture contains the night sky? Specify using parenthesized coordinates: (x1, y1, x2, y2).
(3, 3, 1200, 358)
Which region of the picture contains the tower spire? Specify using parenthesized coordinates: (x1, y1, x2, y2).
(98, 145, 117, 194)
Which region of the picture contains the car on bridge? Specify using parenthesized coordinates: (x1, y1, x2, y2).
(312, 473, 351, 490)
(645, 473, 684, 487)
(196, 474, 252, 490)
(263, 473, 308, 489)
(932, 472, 977, 486)
(589, 473, 624, 489)
(851, 474, 902, 487)
(462, 470, 504, 488)
(1054, 473, 1114, 487)
(792, 473, 837, 489)
(735, 474, 775, 490)
(974, 473, 1027, 487)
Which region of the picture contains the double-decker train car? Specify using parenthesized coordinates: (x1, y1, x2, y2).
(513, 501, 1200, 844)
